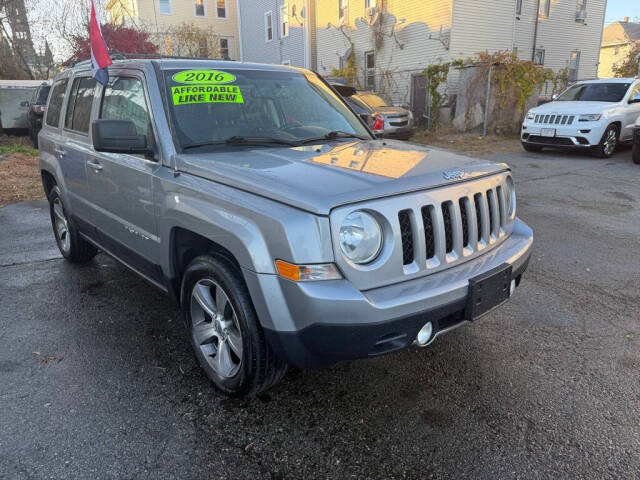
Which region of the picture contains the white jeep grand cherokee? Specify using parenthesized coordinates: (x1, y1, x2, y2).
(521, 78, 640, 158)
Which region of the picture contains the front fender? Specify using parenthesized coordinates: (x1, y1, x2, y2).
(154, 168, 334, 277)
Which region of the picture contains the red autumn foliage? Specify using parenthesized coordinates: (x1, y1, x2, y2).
(64, 23, 158, 65)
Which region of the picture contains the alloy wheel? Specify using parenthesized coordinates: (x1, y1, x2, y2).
(190, 279, 243, 379)
(603, 128, 617, 156)
(52, 197, 71, 254)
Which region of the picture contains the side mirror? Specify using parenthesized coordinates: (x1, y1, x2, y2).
(551, 94, 558, 101)
(629, 93, 640, 104)
(92, 119, 151, 156)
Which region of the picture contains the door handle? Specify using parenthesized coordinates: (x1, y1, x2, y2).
(87, 160, 104, 171)
(54, 147, 66, 158)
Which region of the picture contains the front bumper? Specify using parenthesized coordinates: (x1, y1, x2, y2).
(245, 218, 533, 368)
(521, 121, 604, 147)
(382, 116, 414, 139)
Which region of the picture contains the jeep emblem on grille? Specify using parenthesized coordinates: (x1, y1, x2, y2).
(442, 168, 464, 180)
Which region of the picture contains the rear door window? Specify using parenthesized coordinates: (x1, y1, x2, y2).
(45, 79, 69, 128)
(64, 77, 97, 134)
(99, 77, 150, 137)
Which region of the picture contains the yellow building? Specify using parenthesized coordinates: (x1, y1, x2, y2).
(598, 17, 640, 78)
(105, 0, 240, 60)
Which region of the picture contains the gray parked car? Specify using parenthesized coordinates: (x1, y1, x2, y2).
(39, 58, 532, 396)
(331, 84, 414, 139)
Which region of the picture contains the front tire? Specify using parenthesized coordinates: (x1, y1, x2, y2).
(522, 142, 542, 153)
(48, 186, 97, 263)
(181, 255, 287, 397)
(633, 140, 640, 165)
(592, 124, 618, 158)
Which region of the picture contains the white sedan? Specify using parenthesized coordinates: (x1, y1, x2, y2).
(521, 78, 640, 158)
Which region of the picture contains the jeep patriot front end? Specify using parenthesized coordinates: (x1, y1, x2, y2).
(39, 58, 532, 396)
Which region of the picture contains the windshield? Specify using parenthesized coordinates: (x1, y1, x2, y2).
(357, 93, 388, 109)
(555, 82, 631, 102)
(163, 68, 371, 151)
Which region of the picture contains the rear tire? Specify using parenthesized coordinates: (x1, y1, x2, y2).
(181, 255, 287, 397)
(522, 142, 542, 153)
(48, 186, 97, 263)
(592, 124, 618, 158)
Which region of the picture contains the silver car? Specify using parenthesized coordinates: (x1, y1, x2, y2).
(39, 58, 532, 397)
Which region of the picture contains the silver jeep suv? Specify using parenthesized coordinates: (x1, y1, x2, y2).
(39, 58, 533, 396)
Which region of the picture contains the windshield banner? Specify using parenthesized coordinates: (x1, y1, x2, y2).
(172, 84, 244, 105)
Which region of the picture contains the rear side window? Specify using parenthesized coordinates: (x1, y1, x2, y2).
(100, 77, 150, 137)
(45, 79, 68, 128)
(64, 77, 97, 134)
(36, 85, 51, 104)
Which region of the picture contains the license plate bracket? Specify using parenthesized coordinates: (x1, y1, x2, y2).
(466, 264, 512, 321)
(540, 128, 556, 137)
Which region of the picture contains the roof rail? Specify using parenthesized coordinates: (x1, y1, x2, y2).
(109, 51, 233, 62)
(72, 52, 233, 67)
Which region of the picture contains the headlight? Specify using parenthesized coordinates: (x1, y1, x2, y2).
(339, 211, 383, 264)
(526, 111, 535, 120)
(578, 114, 602, 122)
(504, 175, 516, 217)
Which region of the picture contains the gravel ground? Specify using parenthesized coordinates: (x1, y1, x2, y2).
(0, 146, 638, 479)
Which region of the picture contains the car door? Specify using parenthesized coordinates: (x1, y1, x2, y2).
(85, 72, 162, 282)
(59, 74, 99, 224)
(622, 82, 640, 141)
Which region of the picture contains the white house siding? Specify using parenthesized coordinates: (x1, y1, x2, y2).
(316, 0, 453, 106)
(451, 0, 606, 84)
(238, 0, 307, 67)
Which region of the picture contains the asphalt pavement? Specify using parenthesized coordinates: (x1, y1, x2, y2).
(1, 146, 639, 479)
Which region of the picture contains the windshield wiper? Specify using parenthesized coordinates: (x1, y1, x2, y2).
(183, 136, 300, 150)
(299, 131, 369, 145)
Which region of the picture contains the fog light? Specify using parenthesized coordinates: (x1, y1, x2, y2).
(416, 322, 434, 346)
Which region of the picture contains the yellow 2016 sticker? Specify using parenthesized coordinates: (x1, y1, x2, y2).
(172, 69, 236, 84)
(172, 85, 244, 105)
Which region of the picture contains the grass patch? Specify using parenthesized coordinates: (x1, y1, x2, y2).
(0, 143, 39, 157)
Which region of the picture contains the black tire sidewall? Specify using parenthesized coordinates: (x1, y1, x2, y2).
(181, 256, 257, 396)
(633, 144, 640, 165)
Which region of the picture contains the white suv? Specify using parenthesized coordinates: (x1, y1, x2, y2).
(521, 78, 640, 158)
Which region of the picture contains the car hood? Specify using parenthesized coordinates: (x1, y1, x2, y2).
(176, 139, 508, 215)
(532, 101, 618, 113)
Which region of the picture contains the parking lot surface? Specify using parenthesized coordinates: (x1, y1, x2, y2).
(1, 147, 639, 479)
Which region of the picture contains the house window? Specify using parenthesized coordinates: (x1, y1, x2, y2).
(198, 38, 208, 58)
(365, 0, 373, 8)
(265, 11, 273, 41)
(216, 0, 226, 18)
(158, 0, 171, 15)
(280, 5, 289, 37)
(195, 0, 205, 17)
(539, 0, 550, 17)
(534, 48, 545, 65)
(515, 0, 522, 16)
(219, 37, 230, 59)
(568, 51, 581, 81)
(575, 0, 586, 21)
(339, 0, 348, 22)
(365, 51, 375, 90)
